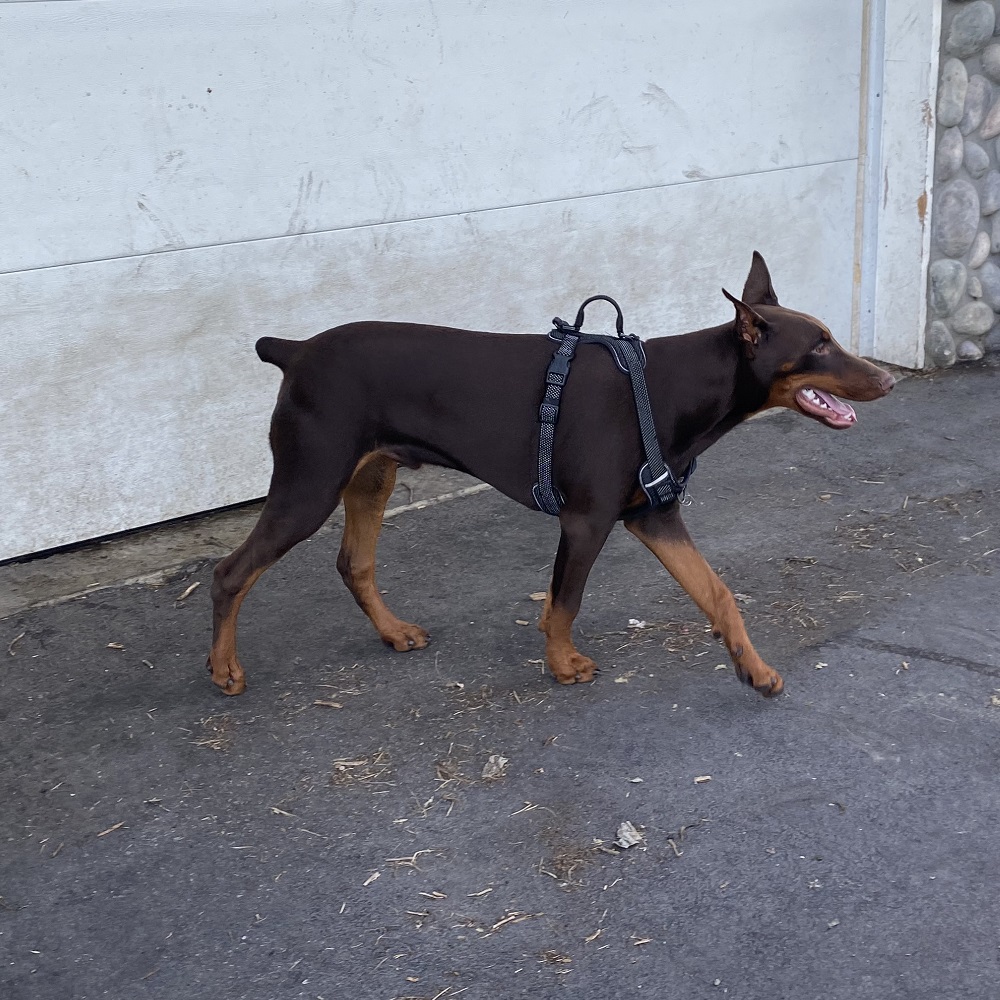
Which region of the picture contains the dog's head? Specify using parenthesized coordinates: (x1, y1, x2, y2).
(722, 253, 894, 429)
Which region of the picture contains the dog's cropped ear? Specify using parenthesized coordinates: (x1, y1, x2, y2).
(722, 288, 768, 357)
(741, 251, 780, 307)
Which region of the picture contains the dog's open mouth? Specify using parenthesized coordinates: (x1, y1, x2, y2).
(795, 387, 857, 429)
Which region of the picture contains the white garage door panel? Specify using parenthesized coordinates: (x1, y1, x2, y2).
(0, 0, 862, 272)
(0, 160, 856, 560)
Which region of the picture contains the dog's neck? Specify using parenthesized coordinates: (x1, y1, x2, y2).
(645, 323, 768, 470)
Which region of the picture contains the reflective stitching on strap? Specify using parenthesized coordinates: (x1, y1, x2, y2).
(533, 331, 579, 515)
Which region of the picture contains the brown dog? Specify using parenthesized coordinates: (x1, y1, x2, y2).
(208, 253, 893, 696)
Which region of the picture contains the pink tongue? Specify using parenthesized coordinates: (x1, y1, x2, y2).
(814, 389, 856, 420)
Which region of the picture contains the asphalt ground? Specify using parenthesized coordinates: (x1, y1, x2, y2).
(2, 362, 999, 999)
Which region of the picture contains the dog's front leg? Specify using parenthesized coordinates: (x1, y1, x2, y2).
(624, 505, 783, 697)
(539, 511, 616, 684)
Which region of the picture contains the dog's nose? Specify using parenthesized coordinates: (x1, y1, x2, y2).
(876, 370, 895, 394)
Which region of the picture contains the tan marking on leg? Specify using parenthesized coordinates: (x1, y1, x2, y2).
(626, 522, 783, 697)
(208, 565, 266, 695)
(338, 453, 429, 651)
(538, 588, 553, 633)
(540, 605, 597, 684)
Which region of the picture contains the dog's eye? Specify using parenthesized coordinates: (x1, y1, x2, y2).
(812, 341, 830, 356)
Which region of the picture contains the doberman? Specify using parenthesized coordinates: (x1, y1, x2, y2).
(208, 253, 893, 698)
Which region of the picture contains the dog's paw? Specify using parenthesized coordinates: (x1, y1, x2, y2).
(753, 671, 783, 698)
(206, 654, 247, 696)
(734, 659, 783, 698)
(382, 622, 430, 652)
(549, 652, 598, 685)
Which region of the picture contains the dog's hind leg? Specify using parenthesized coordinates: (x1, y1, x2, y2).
(208, 427, 353, 695)
(337, 453, 430, 651)
(541, 510, 617, 684)
(625, 505, 783, 697)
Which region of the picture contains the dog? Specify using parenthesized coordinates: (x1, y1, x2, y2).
(208, 253, 893, 697)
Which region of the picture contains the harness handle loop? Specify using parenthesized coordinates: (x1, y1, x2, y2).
(571, 295, 625, 336)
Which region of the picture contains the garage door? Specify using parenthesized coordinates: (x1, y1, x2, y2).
(0, 0, 864, 560)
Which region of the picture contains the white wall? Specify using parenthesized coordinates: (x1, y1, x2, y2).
(0, 0, 865, 559)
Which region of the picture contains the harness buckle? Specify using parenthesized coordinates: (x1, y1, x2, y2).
(639, 461, 690, 508)
(642, 467, 675, 489)
(545, 354, 571, 384)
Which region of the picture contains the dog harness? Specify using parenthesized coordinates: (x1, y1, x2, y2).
(532, 295, 696, 516)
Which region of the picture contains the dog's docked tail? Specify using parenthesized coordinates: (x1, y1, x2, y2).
(255, 336, 299, 371)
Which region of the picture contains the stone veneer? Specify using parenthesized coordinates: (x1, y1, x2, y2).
(929, 1, 1000, 365)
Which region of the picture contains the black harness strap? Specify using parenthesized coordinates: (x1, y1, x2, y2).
(533, 295, 696, 516)
(532, 328, 579, 515)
